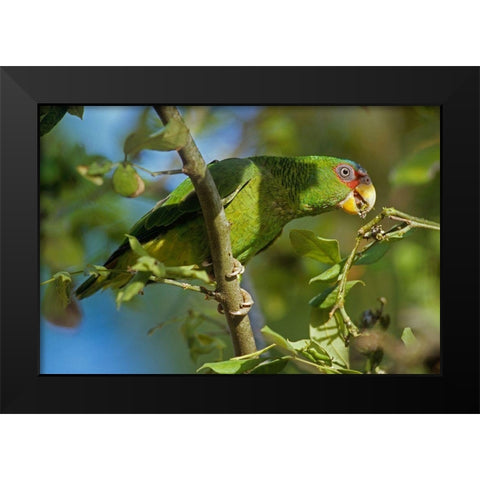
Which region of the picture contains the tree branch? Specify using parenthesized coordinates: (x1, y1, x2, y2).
(330, 206, 440, 342)
(153, 106, 257, 356)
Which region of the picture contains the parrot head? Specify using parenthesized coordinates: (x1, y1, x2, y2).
(333, 159, 376, 218)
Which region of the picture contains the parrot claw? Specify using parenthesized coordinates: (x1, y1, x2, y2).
(225, 258, 245, 279)
(217, 288, 254, 316)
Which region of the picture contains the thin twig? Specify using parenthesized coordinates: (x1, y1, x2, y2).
(40, 270, 89, 286)
(151, 277, 216, 297)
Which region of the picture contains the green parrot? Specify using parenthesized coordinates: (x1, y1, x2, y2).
(75, 156, 376, 299)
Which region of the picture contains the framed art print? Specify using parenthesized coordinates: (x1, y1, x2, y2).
(1, 67, 479, 413)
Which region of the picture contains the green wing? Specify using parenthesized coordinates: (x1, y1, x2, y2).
(105, 157, 257, 265)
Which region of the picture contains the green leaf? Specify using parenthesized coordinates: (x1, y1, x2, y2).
(187, 333, 227, 364)
(336, 368, 362, 374)
(309, 263, 342, 284)
(260, 327, 332, 366)
(354, 241, 391, 265)
(309, 311, 349, 368)
(42, 291, 81, 327)
(401, 327, 418, 348)
(123, 117, 189, 156)
(85, 157, 113, 176)
(390, 143, 440, 186)
(355, 235, 405, 265)
(355, 227, 410, 265)
(41, 272, 81, 327)
(309, 280, 364, 309)
(177, 311, 227, 363)
(76, 157, 114, 186)
(76, 165, 104, 185)
(289, 358, 340, 374)
(286, 338, 310, 351)
(125, 234, 150, 257)
(131, 256, 166, 278)
(260, 325, 356, 373)
(164, 265, 212, 283)
(249, 357, 290, 374)
(289, 230, 341, 264)
(52, 272, 72, 307)
(284, 338, 332, 366)
(39, 105, 68, 136)
(261, 325, 297, 354)
(67, 106, 84, 119)
(115, 271, 151, 309)
(309, 306, 330, 327)
(301, 340, 333, 365)
(113, 163, 144, 197)
(197, 357, 264, 374)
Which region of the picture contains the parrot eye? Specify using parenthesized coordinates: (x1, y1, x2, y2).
(336, 164, 355, 181)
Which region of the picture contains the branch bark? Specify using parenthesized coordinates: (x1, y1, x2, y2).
(153, 106, 257, 356)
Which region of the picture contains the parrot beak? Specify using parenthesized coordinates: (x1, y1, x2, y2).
(339, 182, 376, 218)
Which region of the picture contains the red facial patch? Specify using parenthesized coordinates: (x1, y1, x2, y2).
(333, 166, 361, 190)
(344, 178, 361, 190)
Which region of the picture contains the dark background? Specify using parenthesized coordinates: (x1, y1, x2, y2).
(1, 67, 478, 412)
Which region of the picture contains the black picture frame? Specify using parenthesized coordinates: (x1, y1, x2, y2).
(1, 67, 478, 413)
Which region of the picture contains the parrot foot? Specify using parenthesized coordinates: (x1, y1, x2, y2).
(201, 258, 245, 282)
(225, 258, 245, 279)
(217, 288, 254, 316)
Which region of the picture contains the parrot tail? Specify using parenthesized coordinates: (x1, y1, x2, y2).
(75, 274, 106, 300)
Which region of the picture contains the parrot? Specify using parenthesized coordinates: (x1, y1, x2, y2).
(75, 155, 376, 299)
